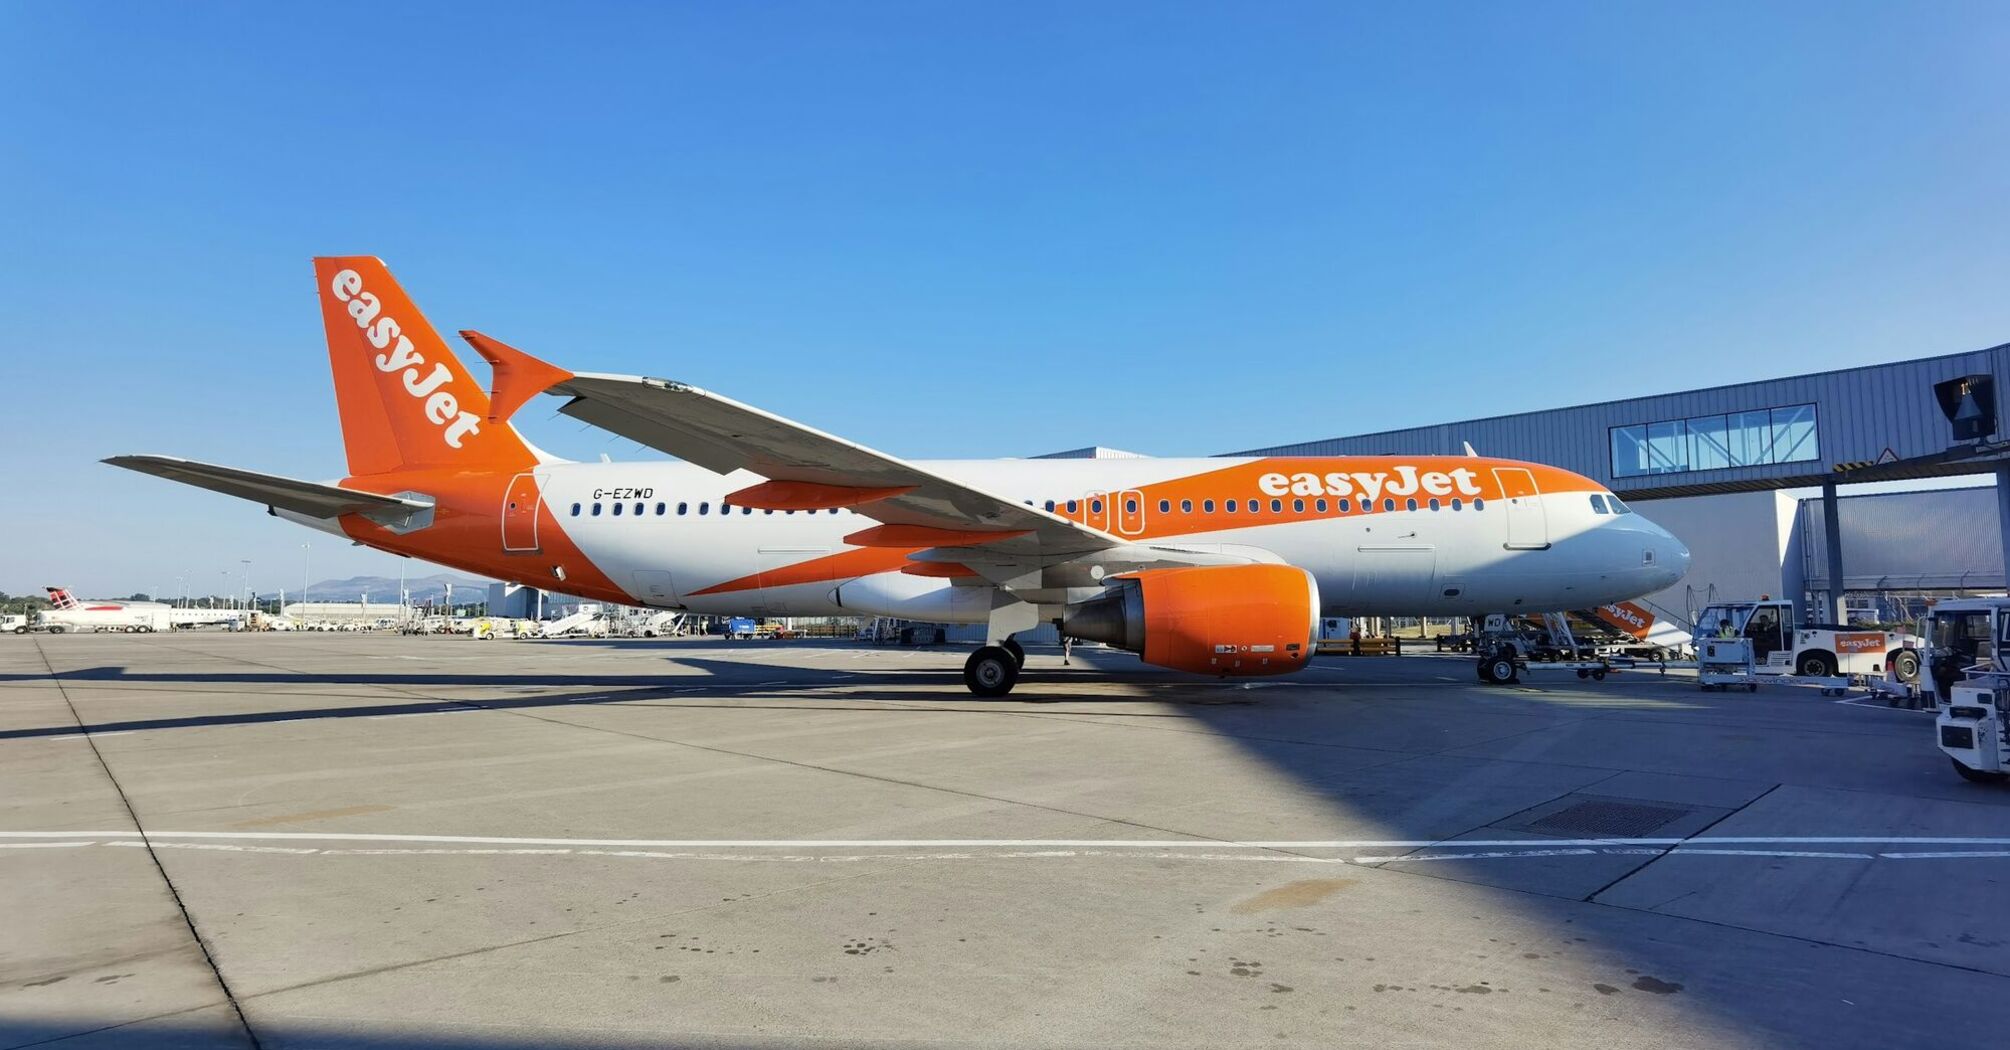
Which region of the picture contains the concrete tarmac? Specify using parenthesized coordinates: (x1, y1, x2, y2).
(4, 632, 2008, 1049)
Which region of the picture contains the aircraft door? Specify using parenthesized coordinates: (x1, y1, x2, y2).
(502, 473, 543, 553)
(1116, 489, 1146, 535)
(1492, 468, 1549, 550)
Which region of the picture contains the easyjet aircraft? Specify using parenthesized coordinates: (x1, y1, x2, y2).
(109, 258, 1689, 695)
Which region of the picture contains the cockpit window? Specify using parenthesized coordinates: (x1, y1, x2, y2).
(1589, 494, 1609, 514)
(1607, 495, 1633, 514)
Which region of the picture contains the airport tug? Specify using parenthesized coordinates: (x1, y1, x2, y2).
(1923, 598, 2010, 784)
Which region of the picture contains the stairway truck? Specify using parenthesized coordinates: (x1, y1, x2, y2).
(1693, 599, 1921, 683)
(1586, 600, 1693, 658)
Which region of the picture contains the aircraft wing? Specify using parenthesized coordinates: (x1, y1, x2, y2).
(553, 373, 1121, 563)
(103, 455, 433, 526)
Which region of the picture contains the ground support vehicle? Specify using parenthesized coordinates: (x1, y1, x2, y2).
(1474, 613, 1629, 685)
(1695, 599, 1920, 684)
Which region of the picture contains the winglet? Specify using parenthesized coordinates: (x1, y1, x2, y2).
(460, 331, 575, 425)
(1463, 441, 1479, 458)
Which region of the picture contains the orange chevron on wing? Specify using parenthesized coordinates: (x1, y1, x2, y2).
(686, 545, 922, 596)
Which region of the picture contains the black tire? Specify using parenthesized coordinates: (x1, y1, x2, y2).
(1477, 659, 1497, 683)
(1951, 757, 2009, 784)
(1002, 638, 1026, 670)
(1485, 654, 1517, 684)
(964, 646, 1019, 698)
(47, 625, 65, 635)
(1575, 669, 1589, 679)
(1890, 649, 1921, 685)
(12, 626, 25, 635)
(1592, 669, 1607, 681)
(1797, 652, 1837, 679)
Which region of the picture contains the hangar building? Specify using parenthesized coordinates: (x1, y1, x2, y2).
(1230, 343, 2010, 627)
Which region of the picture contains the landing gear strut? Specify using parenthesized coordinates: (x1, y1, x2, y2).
(1002, 638, 1025, 670)
(964, 646, 1019, 697)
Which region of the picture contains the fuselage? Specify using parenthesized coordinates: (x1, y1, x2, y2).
(321, 454, 1690, 623)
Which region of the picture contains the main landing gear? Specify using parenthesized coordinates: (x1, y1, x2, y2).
(964, 646, 1019, 697)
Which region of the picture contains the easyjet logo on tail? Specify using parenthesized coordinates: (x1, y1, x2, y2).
(1259, 468, 1483, 503)
(330, 269, 483, 450)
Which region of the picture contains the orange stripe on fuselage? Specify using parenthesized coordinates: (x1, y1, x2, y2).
(337, 468, 637, 606)
(687, 545, 922, 597)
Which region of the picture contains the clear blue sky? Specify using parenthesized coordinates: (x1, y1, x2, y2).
(3, 2, 2007, 597)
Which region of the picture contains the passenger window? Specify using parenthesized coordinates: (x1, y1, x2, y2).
(1045, 500, 1056, 512)
(1451, 498, 1463, 511)
(1203, 499, 1216, 513)
(612, 503, 623, 516)
(1339, 499, 1351, 512)
(1293, 498, 1305, 513)
(677, 502, 688, 515)
(1315, 498, 1327, 512)
(743, 506, 753, 515)
(764, 509, 774, 515)
(1590, 494, 1609, 514)
(635, 502, 645, 516)
(1091, 499, 1104, 514)
(1271, 499, 1283, 512)
(1226, 500, 1239, 514)
(1159, 499, 1170, 513)
(1067, 500, 1078, 513)
(1406, 498, 1418, 511)
(698, 502, 709, 515)
(1474, 498, 1486, 511)
(1429, 498, 1440, 511)
(655, 502, 666, 515)
(1181, 499, 1193, 513)
(1383, 498, 1395, 512)
(570, 502, 581, 517)
(1127, 498, 1139, 514)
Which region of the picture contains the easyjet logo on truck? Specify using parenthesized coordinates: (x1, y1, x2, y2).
(330, 269, 484, 450)
(1259, 468, 1484, 503)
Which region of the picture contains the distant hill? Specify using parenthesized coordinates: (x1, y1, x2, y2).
(261, 572, 494, 604)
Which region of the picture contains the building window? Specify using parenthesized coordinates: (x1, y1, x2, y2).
(1611, 403, 1819, 478)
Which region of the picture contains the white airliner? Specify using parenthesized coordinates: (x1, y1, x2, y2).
(107, 258, 1689, 695)
(39, 588, 246, 633)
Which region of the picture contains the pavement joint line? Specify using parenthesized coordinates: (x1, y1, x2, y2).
(1581, 782, 1784, 904)
(29, 639, 265, 1050)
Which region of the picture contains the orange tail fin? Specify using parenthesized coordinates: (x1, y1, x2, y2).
(313, 257, 537, 475)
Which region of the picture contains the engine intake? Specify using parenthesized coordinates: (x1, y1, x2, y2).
(1061, 564, 1320, 676)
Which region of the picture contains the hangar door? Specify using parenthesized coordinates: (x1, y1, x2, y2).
(1491, 467, 1549, 550)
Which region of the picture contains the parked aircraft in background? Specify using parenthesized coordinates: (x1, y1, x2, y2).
(38, 588, 247, 633)
(107, 257, 1689, 695)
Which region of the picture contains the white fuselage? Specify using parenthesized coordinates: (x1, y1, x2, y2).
(526, 457, 1688, 622)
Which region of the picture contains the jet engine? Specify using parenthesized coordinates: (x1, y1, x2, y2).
(1060, 564, 1320, 676)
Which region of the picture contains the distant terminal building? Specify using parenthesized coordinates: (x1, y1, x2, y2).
(1229, 343, 2010, 624)
(281, 601, 406, 625)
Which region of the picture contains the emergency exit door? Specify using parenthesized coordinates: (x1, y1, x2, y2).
(502, 473, 543, 552)
(1491, 467, 1549, 550)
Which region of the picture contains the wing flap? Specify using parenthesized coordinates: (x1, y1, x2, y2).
(104, 455, 432, 525)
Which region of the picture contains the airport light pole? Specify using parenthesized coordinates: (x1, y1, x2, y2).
(300, 542, 310, 620)
(241, 560, 251, 613)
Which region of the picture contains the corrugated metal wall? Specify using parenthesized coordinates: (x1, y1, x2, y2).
(1798, 487, 2004, 592)
(1229, 345, 2010, 498)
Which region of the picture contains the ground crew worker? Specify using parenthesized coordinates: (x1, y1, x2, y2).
(1717, 618, 1737, 639)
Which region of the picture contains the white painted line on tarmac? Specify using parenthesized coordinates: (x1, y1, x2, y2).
(42, 731, 137, 742)
(0, 841, 94, 849)
(10, 831, 2010, 848)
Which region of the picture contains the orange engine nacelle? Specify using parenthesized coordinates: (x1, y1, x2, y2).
(1060, 564, 1320, 677)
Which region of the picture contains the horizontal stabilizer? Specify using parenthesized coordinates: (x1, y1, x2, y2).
(103, 455, 432, 526)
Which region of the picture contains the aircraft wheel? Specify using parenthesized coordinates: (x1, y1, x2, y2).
(1002, 638, 1026, 669)
(1951, 757, 2009, 784)
(1484, 652, 1518, 685)
(48, 625, 65, 634)
(964, 646, 1019, 698)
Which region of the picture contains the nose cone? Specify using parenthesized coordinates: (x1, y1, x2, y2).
(1641, 517, 1690, 591)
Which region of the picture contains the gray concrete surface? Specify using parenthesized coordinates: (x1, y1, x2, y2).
(3, 632, 2008, 1049)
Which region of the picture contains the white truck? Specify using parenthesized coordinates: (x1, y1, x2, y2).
(1693, 599, 1921, 684)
